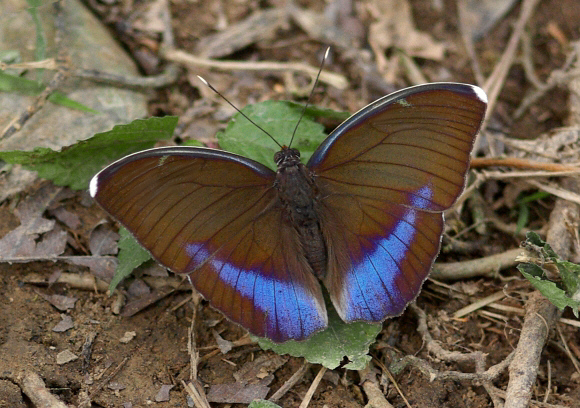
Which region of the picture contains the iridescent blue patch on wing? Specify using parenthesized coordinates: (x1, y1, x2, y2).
(184, 242, 326, 340)
(341, 185, 434, 321)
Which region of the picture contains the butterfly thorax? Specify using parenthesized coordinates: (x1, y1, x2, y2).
(274, 147, 327, 279)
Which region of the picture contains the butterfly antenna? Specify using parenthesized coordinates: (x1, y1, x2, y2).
(197, 76, 283, 149)
(288, 47, 330, 148)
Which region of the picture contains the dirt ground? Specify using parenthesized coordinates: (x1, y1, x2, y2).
(1, 0, 580, 407)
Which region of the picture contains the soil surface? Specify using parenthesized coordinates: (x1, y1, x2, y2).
(1, 0, 580, 407)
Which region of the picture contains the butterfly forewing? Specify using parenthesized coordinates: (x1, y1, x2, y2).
(91, 147, 327, 342)
(308, 83, 487, 322)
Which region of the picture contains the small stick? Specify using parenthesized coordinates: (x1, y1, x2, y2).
(431, 247, 522, 281)
(20, 372, 69, 408)
(269, 361, 311, 402)
(163, 48, 348, 89)
(471, 157, 580, 172)
(298, 366, 327, 408)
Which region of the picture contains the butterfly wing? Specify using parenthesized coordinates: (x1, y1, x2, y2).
(307, 83, 487, 322)
(91, 147, 327, 342)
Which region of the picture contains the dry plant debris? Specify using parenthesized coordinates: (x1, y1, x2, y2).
(1, 0, 580, 407)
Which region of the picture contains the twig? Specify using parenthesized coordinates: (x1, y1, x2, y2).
(482, 0, 540, 119)
(19, 372, 69, 408)
(556, 326, 580, 375)
(298, 366, 327, 408)
(361, 376, 395, 408)
(431, 248, 522, 281)
(543, 360, 551, 403)
(480, 170, 580, 180)
(81, 332, 98, 373)
(474, 0, 541, 154)
(73, 65, 180, 89)
(525, 179, 580, 206)
(0, 60, 70, 142)
(89, 356, 129, 398)
(453, 290, 507, 318)
(514, 47, 580, 119)
(471, 157, 580, 172)
(372, 358, 412, 408)
(162, 48, 349, 89)
(269, 362, 311, 402)
(489, 385, 569, 408)
(504, 292, 560, 408)
(397, 304, 516, 406)
(184, 291, 211, 408)
(0, 0, 71, 142)
(504, 177, 580, 407)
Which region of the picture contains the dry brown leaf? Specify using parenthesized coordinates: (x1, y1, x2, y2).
(40, 293, 78, 311)
(89, 222, 119, 256)
(65, 256, 117, 282)
(154, 384, 175, 402)
(233, 354, 287, 385)
(206, 383, 269, 404)
(52, 314, 74, 332)
(196, 9, 288, 58)
(367, 0, 445, 79)
(0, 184, 63, 259)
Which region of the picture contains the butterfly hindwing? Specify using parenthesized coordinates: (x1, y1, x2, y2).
(91, 147, 327, 342)
(308, 83, 487, 322)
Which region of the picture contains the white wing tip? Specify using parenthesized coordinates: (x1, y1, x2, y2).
(89, 174, 99, 198)
(471, 85, 488, 104)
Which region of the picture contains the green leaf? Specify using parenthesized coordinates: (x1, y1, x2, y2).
(515, 203, 529, 235)
(255, 300, 381, 370)
(0, 72, 100, 113)
(248, 400, 282, 408)
(0, 71, 44, 95)
(518, 231, 580, 316)
(0, 116, 178, 190)
(48, 91, 100, 113)
(182, 139, 204, 147)
(26, 0, 46, 63)
(217, 100, 335, 171)
(517, 191, 551, 205)
(518, 267, 580, 315)
(109, 228, 151, 292)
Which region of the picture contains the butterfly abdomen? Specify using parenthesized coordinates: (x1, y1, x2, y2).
(275, 150, 328, 279)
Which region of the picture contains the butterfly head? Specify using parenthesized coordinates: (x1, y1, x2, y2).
(274, 147, 301, 169)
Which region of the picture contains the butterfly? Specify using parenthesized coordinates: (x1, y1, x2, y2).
(90, 82, 487, 343)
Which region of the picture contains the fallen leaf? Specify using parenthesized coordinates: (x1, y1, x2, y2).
(107, 382, 126, 391)
(119, 331, 137, 344)
(34, 225, 67, 257)
(367, 0, 445, 77)
(196, 9, 288, 58)
(52, 314, 74, 332)
(233, 354, 287, 385)
(0, 184, 62, 259)
(206, 383, 269, 404)
(49, 206, 81, 230)
(40, 293, 78, 311)
(64, 256, 117, 282)
(212, 329, 234, 354)
(56, 349, 78, 365)
(154, 384, 175, 402)
(89, 222, 119, 256)
(0, 164, 37, 203)
(127, 279, 151, 298)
